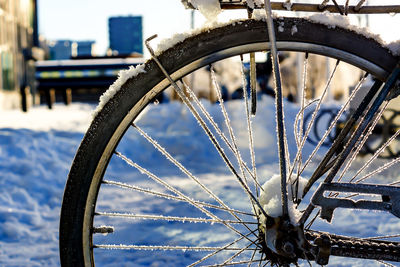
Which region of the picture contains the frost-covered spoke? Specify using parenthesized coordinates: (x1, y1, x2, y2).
(210, 63, 262, 199)
(219, 242, 253, 266)
(349, 114, 400, 183)
(103, 180, 253, 216)
(339, 102, 389, 182)
(319, 0, 329, 9)
(355, 0, 367, 11)
(132, 124, 257, 230)
(299, 72, 366, 177)
(290, 53, 308, 201)
(188, 230, 257, 267)
(94, 244, 257, 252)
(181, 80, 259, 189)
(238, 59, 260, 196)
(114, 151, 259, 244)
(377, 260, 396, 267)
(146, 37, 266, 218)
(355, 156, 400, 184)
(201, 259, 263, 267)
(210, 65, 250, 191)
(95, 212, 257, 225)
(248, 246, 257, 267)
(363, 234, 400, 242)
(290, 60, 340, 201)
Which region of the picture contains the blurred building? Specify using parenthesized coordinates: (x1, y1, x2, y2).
(48, 40, 73, 60)
(48, 40, 96, 60)
(108, 16, 143, 56)
(75, 41, 95, 58)
(0, 0, 44, 111)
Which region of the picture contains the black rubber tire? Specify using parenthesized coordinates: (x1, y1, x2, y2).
(59, 17, 398, 266)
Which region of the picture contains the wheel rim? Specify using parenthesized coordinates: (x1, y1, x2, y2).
(78, 40, 395, 266)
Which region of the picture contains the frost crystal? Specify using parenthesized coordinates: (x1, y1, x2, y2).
(94, 64, 146, 116)
(307, 12, 400, 56)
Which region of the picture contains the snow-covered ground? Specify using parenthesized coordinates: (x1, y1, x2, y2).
(0, 104, 92, 266)
(1, 98, 400, 266)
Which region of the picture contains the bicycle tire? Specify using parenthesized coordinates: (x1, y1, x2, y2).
(60, 17, 399, 266)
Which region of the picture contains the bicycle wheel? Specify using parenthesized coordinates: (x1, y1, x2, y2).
(60, 17, 399, 266)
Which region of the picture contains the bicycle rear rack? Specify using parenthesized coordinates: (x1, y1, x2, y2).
(181, 0, 400, 14)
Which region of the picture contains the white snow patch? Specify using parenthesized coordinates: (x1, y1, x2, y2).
(307, 12, 400, 56)
(94, 64, 146, 117)
(387, 40, 400, 56)
(283, 1, 292, 11)
(188, 0, 221, 21)
(278, 20, 285, 32)
(291, 25, 298, 35)
(246, 0, 264, 9)
(257, 174, 307, 224)
(154, 20, 234, 56)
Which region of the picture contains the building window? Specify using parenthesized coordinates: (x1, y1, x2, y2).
(1, 51, 15, 90)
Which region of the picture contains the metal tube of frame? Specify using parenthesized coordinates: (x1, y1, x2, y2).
(264, 0, 289, 218)
(299, 65, 400, 225)
(220, 2, 400, 14)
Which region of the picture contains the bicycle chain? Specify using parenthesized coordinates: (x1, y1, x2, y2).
(305, 231, 400, 262)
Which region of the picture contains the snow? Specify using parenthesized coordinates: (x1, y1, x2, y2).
(188, 0, 221, 21)
(1, 9, 400, 266)
(1, 97, 400, 266)
(94, 64, 146, 116)
(307, 12, 400, 56)
(246, 0, 264, 9)
(257, 174, 307, 222)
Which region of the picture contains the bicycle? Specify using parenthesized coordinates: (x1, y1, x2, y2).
(60, 0, 400, 266)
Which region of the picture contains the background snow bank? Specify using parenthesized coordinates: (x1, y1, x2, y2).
(0, 104, 93, 266)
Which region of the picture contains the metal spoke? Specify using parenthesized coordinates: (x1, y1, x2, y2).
(355, 0, 367, 11)
(300, 67, 400, 225)
(349, 118, 400, 183)
(291, 53, 308, 201)
(339, 101, 389, 182)
(210, 64, 262, 195)
(145, 36, 269, 221)
(94, 244, 257, 252)
(297, 60, 349, 177)
(363, 234, 400, 240)
(319, 0, 329, 9)
(114, 151, 259, 244)
(355, 155, 400, 184)
(103, 179, 254, 216)
(289, 59, 340, 202)
(238, 60, 260, 195)
(132, 124, 258, 234)
(377, 260, 396, 267)
(188, 229, 258, 267)
(181, 80, 261, 191)
(201, 259, 263, 267)
(95, 212, 257, 225)
(299, 73, 368, 200)
(248, 247, 257, 267)
(221, 242, 253, 265)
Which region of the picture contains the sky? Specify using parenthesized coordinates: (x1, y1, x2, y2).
(38, 0, 197, 56)
(38, 0, 400, 57)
